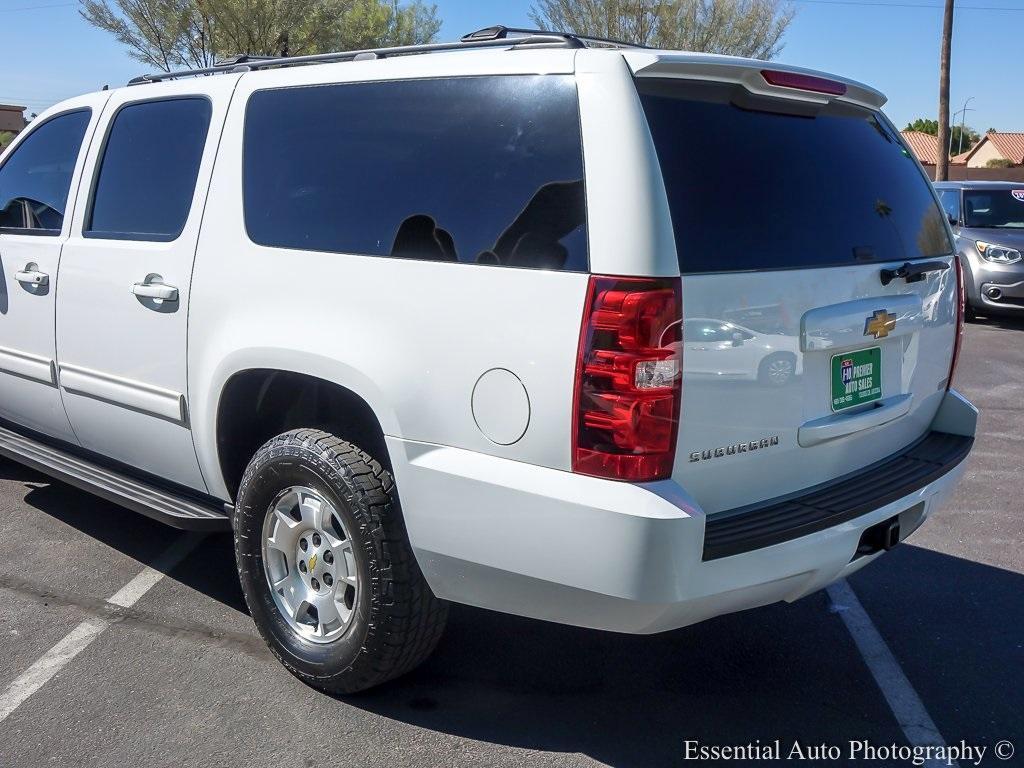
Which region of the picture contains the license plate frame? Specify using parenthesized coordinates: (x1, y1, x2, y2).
(830, 347, 882, 412)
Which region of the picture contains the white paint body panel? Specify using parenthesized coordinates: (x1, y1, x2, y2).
(388, 414, 968, 633)
(4, 46, 974, 634)
(0, 95, 108, 441)
(188, 49, 587, 501)
(56, 76, 241, 489)
(675, 264, 956, 513)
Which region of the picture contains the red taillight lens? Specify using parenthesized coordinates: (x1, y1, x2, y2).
(949, 257, 965, 390)
(572, 275, 682, 482)
(760, 69, 848, 96)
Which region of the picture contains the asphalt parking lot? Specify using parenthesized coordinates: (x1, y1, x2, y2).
(0, 318, 1021, 768)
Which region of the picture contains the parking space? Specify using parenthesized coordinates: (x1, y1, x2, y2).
(0, 318, 1021, 767)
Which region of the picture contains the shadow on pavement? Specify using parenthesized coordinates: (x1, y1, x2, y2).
(341, 544, 1022, 768)
(5, 456, 1021, 767)
(970, 314, 1024, 331)
(0, 459, 247, 615)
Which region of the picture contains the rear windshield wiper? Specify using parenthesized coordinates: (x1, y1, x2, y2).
(880, 260, 950, 286)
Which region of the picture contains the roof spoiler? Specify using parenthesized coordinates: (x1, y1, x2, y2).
(624, 52, 887, 110)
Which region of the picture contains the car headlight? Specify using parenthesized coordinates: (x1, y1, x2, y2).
(976, 241, 1023, 264)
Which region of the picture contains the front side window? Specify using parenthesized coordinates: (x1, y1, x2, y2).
(963, 189, 1024, 229)
(86, 98, 211, 241)
(0, 109, 91, 235)
(243, 76, 588, 271)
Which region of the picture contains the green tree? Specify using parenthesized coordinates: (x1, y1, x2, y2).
(905, 117, 938, 134)
(80, 0, 440, 71)
(949, 124, 979, 156)
(903, 117, 979, 157)
(529, 0, 795, 59)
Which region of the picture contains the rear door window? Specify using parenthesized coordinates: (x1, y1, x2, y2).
(637, 79, 952, 273)
(243, 76, 588, 271)
(0, 109, 90, 234)
(86, 98, 211, 241)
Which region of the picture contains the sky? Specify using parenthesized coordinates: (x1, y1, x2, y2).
(0, 0, 1021, 133)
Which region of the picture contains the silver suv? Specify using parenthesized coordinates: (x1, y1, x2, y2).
(935, 181, 1024, 318)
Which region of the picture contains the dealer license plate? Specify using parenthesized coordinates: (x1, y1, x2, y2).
(831, 347, 881, 412)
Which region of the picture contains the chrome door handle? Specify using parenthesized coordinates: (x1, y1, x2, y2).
(15, 266, 48, 287)
(131, 281, 178, 301)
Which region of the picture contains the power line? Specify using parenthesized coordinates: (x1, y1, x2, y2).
(0, 2, 74, 12)
(793, 0, 1024, 10)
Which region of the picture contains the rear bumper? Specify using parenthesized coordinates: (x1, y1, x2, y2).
(387, 390, 976, 634)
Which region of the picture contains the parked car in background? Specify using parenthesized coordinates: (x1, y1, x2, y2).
(0, 26, 976, 694)
(935, 181, 1024, 319)
(682, 318, 802, 386)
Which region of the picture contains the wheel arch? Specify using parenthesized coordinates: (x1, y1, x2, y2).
(203, 355, 398, 501)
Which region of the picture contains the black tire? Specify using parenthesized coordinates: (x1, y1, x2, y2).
(233, 428, 448, 694)
(758, 352, 796, 387)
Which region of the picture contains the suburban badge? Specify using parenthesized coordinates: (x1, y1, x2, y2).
(689, 436, 780, 463)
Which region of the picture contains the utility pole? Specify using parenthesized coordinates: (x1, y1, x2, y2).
(936, 0, 954, 181)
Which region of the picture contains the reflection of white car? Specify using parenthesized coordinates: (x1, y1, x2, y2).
(683, 319, 802, 385)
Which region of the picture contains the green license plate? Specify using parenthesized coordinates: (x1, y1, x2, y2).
(831, 347, 882, 412)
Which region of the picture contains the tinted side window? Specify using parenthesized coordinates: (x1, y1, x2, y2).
(939, 190, 960, 223)
(244, 76, 587, 271)
(639, 80, 952, 273)
(87, 98, 211, 241)
(0, 110, 90, 234)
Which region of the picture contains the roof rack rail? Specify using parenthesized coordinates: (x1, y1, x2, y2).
(460, 25, 642, 50)
(127, 24, 642, 86)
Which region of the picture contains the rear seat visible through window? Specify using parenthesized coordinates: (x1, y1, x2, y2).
(242, 75, 589, 271)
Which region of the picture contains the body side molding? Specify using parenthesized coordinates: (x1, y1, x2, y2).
(0, 345, 57, 385)
(58, 362, 188, 423)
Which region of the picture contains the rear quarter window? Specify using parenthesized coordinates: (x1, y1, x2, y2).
(243, 75, 588, 271)
(638, 79, 952, 273)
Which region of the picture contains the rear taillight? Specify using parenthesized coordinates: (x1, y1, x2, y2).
(572, 275, 682, 482)
(949, 256, 965, 389)
(760, 69, 848, 96)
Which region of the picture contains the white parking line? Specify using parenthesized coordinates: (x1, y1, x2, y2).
(0, 533, 204, 724)
(828, 579, 958, 768)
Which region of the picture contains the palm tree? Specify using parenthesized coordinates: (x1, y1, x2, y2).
(936, 0, 954, 181)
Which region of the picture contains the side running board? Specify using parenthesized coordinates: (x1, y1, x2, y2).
(0, 424, 231, 531)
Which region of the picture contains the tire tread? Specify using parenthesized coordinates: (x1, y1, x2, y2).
(234, 428, 448, 694)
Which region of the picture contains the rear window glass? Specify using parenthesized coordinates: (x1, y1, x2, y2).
(243, 76, 587, 271)
(963, 189, 1024, 229)
(638, 79, 952, 273)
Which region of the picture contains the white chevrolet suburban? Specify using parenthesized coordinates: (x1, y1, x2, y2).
(0, 27, 977, 693)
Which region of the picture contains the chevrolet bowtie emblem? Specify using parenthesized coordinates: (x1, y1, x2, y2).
(308, 553, 318, 572)
(864, 309, 897, 340)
